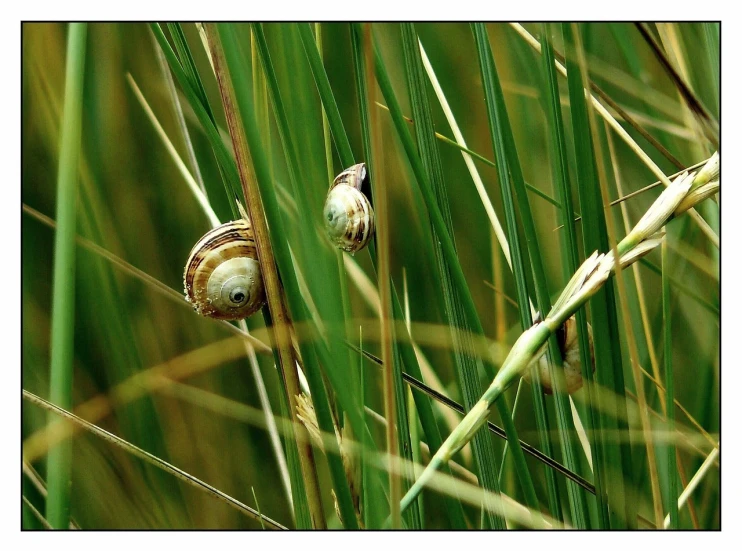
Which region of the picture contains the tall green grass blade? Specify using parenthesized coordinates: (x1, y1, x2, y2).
(161, 24, 233, 220)
(149, 23, 241, 219)
(349, 26, 373, 172)
(296, 23, 354, 165)
(374, 27, 542, 527)
(300, 46, 443, 498)
(348, 22, 465, 529)
(542, 28, 609, 529)
(472, 22, 574, 523)
(703, 24, 720, 116)
(562, 22, 634, 529)
(45, 22, 87, 530)
(249, 22, 360, 529)
(662, 239, 679, 529)
(166, 24, 215, 122)
(402, 23, 528, 527)
(26, 43, 187, 527)
(480, 22, 595, 527)
(540, 23, 607, 527)
(314, 24, 336, 186)
(207, 24, 328, 528)
(313, 25, 356, 375)
(470, 24, 553, 521)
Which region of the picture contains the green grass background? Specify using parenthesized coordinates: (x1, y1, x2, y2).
(22, 22, 719, 529)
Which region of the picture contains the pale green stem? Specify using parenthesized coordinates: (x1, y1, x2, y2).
(399, 154, 719, 512)
(46, 23, 87, 530)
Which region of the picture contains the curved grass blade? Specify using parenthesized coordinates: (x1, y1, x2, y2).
(296, 23, 354, 166)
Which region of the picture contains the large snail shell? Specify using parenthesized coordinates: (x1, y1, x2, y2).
(524, 315, 595, 394)
(183, 220, 266, 320)
(323, 163, 375, 253)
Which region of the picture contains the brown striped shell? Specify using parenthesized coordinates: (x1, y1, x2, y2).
(524, 315, 595, 394)
(183, 219, 266, 320)
(323, 163, 375, 253)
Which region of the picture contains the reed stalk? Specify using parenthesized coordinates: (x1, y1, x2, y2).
(45, 22, 87, 530)
(203, 24, 326, 529)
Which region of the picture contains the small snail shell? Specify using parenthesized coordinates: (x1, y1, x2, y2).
(323, 163, 375, 253)
(183, 219, 266, 320)
(524, 315, 595, 394)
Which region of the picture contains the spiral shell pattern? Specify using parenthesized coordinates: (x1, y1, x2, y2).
(183, 220, 266, 320)
(323, 163, 375, 253)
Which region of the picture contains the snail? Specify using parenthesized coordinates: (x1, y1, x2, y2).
(524, 314, 595, 394)
(323, 163, 375, 253)
(183, 219, 266, 320)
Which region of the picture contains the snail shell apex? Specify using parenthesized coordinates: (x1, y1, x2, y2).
(183, 220, 266, 321)
(323, 163, 375, 253)
(524, 315, 595, 394)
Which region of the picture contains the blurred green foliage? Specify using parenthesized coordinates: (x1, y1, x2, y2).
(22, 22, 719, 529)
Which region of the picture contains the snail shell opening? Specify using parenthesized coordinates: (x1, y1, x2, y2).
(333, 163, 369, 191)
(183, 220, 266, 320)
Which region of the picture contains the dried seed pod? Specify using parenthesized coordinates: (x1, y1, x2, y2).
(524, 315, 595, 394)
(183, 219, 266, 320)
(323, 163, 375, 253)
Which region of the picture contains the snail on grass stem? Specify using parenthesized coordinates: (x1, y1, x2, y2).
(183, 218, 266, 321)
(323, 163, 375, 253)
